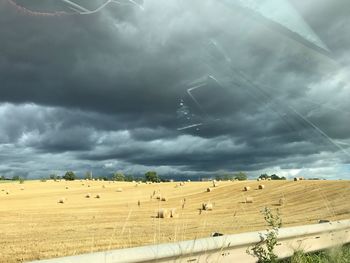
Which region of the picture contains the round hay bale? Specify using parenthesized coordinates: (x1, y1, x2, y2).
(261, 178, 266, 181)
(212, 181, 218, 187)
(207, 187, 212, 192)
(161, 197, 167, 201)
(95, 194, 101, 199)
(279, 198, 285, 206)
(257, 178, 261, 181)
(187, 179, 191, 182)
(58, 198, 65, 204)
(156, 194, 161, 200)
(102, 185, 106, 188)
(244, 186, 251, 191)
(88, 185, 91, 187)
(179, 182, 184, 186)
(267, 178, 271, 181)
(65, 186, 69, 189)
(157, 208, 171, 218)
(258, 184, 265, 189)
(294, 177, 299, 181)
(202, 202, 213, 211)
(85, 193, 91, 198)
(6, 190, 10, 195)
(20, 187, 24, 190)
(116, 188, 123, 192)
(245, 197, 253, 203)
(170, 208, 178, 218)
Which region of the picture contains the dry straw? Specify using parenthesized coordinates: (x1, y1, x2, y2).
(244, 186, 251, 191)
(207, 187, 212, 192)
(258, 184, 265, 189)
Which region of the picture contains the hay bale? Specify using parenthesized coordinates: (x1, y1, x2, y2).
(258, 184, 265, 190)
(257, 178, 261, 181)
(267, 178, 271, 181)
(279, 198, 285, 206)
(202, 202, 213, 211)
(207, 187, 212, 192)
(88, 185, 91, 187)
(170, 208, 178, 218)
(95, 194, 101, 199)
(85, 193, 91, 198)
(187, 179, 191, 182)
(156, 194, 162, 200)
(65, 186, 69, 189)
(245, 197, 253, 203)
(244, 186, 251, 191)
(261, 178, 266, 181)
(179, 182, 184, 186)
(294, 177, 299, 181)
(102, 185, 106, 188)
(20, 187, 24, 190)
(161, 197, 167, 201)
(5, 190, 10, 195)
(58, 198, 65, 204)
(116, 188, 123, 192)
(157, 208, 171, 218)
(212, 181, 218, 187)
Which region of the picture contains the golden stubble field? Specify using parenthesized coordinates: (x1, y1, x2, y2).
(0, 179, 349, 262)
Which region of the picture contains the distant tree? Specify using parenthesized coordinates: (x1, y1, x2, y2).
(19, 178, 25, 184)
(85, 171, 93, 180)
(12, 175, 20, 181)
(98, 176, 109, 181)
(113, 172, 125, 181)
(63, 171, 76, 181)
(124, 175, 134, 182)
(270, 174, 286, 180)
(215, 174, 234, 181)
(56, 175, 61, 180)
(234, 172, 247, 181)
(259, 173, 270, 180)
(145, 171, 160, 182)
(49, 174, 57, 180)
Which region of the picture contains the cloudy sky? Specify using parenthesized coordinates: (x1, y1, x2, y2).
(1, 0, 349, 179)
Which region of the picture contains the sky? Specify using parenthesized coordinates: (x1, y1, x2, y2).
(0, 0, 349, 180)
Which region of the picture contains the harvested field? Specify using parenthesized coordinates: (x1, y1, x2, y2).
(0, 180, 349, 262)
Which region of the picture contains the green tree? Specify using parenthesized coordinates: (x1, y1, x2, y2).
(63, 171, 76, 181)
(12, 175, 20, 181)
(113, 172, 125, 181)
(259, 173, 270, 180)
(145, 171, 160, 182)
(125, 175, 134, 182)
(234, 172, 247, 181)
(85, 171, 93, 180)
(49, 174, 57, 180)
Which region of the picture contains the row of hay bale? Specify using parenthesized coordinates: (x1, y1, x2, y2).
(294, 177, 304, 181)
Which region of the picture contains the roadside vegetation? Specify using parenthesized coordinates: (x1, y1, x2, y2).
(247, 207, 350, 263)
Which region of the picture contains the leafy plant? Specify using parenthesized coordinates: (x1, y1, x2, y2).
(247, 207, 282, 263)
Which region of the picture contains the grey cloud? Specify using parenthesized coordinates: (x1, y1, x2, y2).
(0, 0, 349, 179)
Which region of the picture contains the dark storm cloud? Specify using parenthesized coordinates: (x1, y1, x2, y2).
(0, 0, 349, 179)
